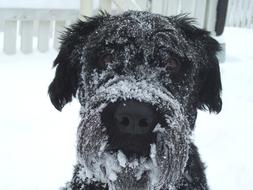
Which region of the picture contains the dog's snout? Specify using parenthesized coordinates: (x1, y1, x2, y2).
(101, 100, 158, 155)
(112, 100, 158, 135)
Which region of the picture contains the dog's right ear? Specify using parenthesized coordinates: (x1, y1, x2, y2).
(48, 14, 107, 111)
(173, 15, 222, 113)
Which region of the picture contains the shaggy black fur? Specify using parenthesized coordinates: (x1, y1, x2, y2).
(62, 144, 208, 190)
(49, 11, 222, 190)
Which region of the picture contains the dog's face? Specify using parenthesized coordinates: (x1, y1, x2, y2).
(49, 11, 222, 190)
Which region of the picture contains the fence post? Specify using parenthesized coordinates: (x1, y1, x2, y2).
(3, 20, 17, 55)
(113, 0, 142, 11)
(166, 0, 180, 15)
(100, 0, 112, 13)
(151, 0, 165, 14)
(38, 20, 51, 52)
(180, 0, 196, 17)
(152, 0, 180, 16)
(80, 0, 93, 18)
(205, 0, 218, 35)
(54, 21, 66, 50)
(194, 0, 207, 28)
(20, 20, 33, 54)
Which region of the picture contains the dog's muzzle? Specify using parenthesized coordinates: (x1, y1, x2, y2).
(77, 77, 191, 190)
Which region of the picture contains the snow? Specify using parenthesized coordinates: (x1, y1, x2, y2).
(195, 27, 253, 190)
(0, 27, 253, 190)
(0, 52, 79, 190)
(117, 151, 127, 167)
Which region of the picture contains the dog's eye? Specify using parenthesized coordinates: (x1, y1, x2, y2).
(165, 57, 181, 73)
(157, 48, 181, 73)
(96, 54, 113, 70)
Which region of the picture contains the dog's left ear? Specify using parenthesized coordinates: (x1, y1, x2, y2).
(198, 54, 222, 113)
(175, 16, 222, 113)
(48, 15, 106, 111)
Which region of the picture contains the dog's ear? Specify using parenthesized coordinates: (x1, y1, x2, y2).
(175, 15, 222, 113)
(48, 14, 107, 111)
(198, 55, 222, 113)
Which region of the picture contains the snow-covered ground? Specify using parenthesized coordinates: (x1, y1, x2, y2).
(195, 27, 253, 190)
(0, 27, 252, 190)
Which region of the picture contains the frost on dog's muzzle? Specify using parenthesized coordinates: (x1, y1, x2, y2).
(77, 78, 191, 190)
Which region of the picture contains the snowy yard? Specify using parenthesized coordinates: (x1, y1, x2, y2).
(0, 27, 252, 190)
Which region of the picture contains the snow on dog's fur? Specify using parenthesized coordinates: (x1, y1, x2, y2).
(76, 78, 190, 190)
(49, 11, 222, 190)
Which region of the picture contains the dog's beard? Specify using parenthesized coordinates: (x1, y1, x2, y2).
(77, 79, 190, 190)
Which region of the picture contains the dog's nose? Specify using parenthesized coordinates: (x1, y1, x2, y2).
(113, 101, 158, 135)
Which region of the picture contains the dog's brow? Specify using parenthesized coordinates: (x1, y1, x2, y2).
(150, 29, 174, 39)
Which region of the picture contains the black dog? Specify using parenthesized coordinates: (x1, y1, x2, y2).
(49, 11, 222, 190)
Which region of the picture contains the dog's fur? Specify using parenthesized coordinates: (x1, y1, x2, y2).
(49, 11, 222, 190)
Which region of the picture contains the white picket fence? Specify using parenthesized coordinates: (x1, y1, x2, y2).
(0, 0, 252, 54)
(0, 8, 78, 54)
(226, 0, 253, 28)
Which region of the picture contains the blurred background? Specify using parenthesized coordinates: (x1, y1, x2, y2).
(0, 0, 252, 190)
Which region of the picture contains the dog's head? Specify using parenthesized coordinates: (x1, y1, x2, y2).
(49, 11, 222, 190)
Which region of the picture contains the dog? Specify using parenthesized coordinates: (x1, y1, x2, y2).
(49, 11, 222, 190)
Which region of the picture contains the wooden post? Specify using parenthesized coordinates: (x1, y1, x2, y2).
(38, 20, 51, 52)
(80, 0, 93, 19)
(113, 0, 141, 11)
(152, 0, 180, 16)
(100, 0, 112, 13)
(162, 0, 169, 15)
(20, 20, 33, 54)
(3, 20, 17, 55)
(205, 0, 218, 35)
(194, 0, 207, 28)
(180, 0, 196, 17)
(167, 0, 180, 15)
(151, 0, 164, 14)
(53, 20, 66, 50)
